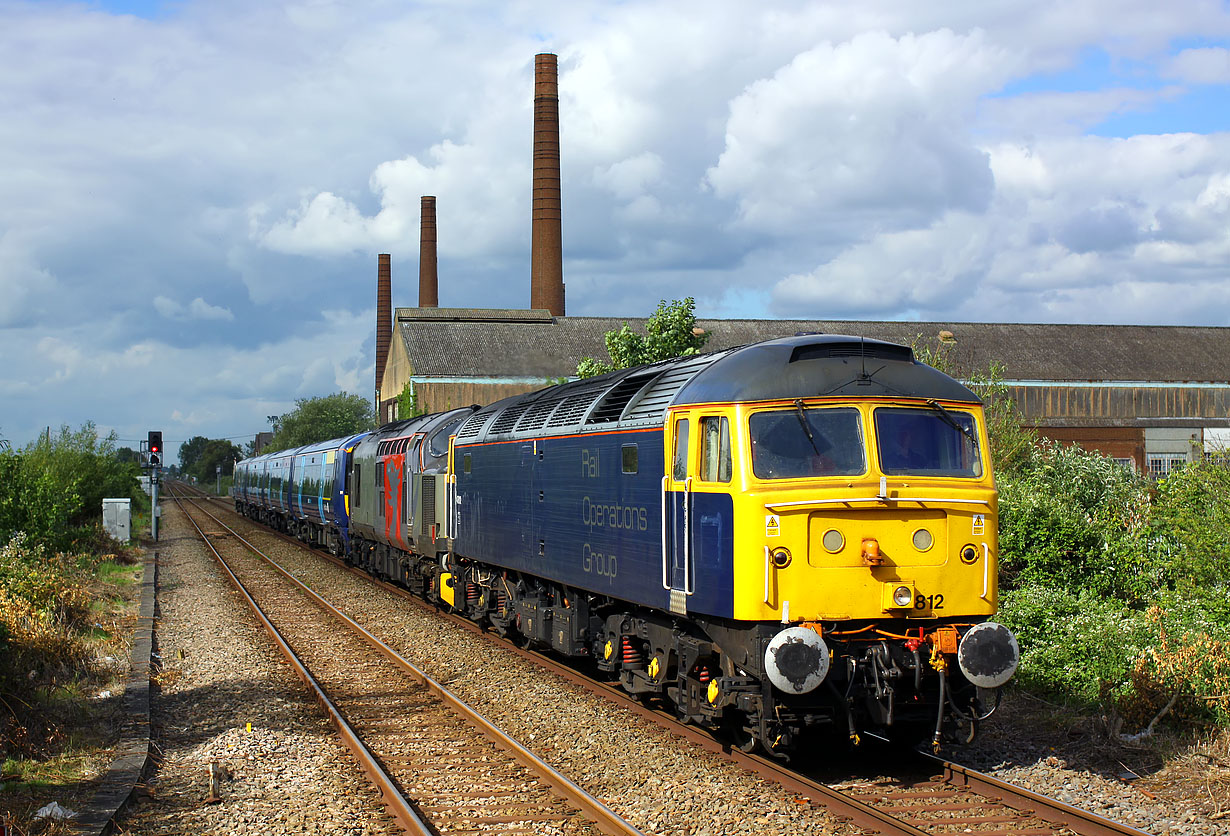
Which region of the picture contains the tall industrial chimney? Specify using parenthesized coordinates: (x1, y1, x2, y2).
(530, 52, 565, 317)
(375, 253, 392, 416)
(419, 196, 439, 308)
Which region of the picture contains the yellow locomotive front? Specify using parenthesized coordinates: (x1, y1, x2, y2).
(666, 336, 1018, 752)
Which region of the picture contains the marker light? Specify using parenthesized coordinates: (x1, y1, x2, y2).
(822, 529, 844, 552)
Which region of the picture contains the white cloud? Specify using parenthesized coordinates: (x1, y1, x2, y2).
(1165, 47, 1230, 84)
(153, 295, 235, 321)
(706, 29, 1010, 233)
(4, 0, 1230, 451)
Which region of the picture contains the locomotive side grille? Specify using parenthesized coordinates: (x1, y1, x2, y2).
(489, 404, 530, 435)
(516, 398, 564, 431)
(456, 412, 491, 440)
(421, 475, 436, 530)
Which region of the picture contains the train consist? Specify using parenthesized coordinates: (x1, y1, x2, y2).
(233, 334, 1019, 754)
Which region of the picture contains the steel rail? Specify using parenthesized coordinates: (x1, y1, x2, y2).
(916, 752, 1156, 836)
(168, 491, 432, 836)
(172, 488, 647, 836)
(193, 482, 1157, 836)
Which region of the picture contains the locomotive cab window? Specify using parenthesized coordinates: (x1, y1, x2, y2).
(699, 416, 732, 483)
(875, 406, 983, 478)
(750, 407, 864, 479)
(621, 444, 638, 474)
(672, 419, 690, 481)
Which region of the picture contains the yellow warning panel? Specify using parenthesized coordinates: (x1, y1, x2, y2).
(440, 572, 455, 607)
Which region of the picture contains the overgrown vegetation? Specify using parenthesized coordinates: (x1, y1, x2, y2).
(577, 297, 710, 378)
(916, 333, 1230, 733)
(0, 424, 144, 768)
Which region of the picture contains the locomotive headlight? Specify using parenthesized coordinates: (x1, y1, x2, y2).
(883, 582, 915, 610)
(912, 528, 934, 552)
(821, 529, 844, 553)
(772, 547, 792, 568)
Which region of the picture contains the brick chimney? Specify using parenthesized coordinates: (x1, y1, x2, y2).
(375, 253, 391, 414)
(530, 52, 565, 317)
(419, 196, 438, 307)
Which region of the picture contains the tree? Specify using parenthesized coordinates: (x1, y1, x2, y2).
(396, 382, 425, 420)
(577, 297, 709, 378)
(178, 435, 211, 472)
(190, 439, 243, 481)
(114, 446, 141, 465)
(266, 392, 375, 452)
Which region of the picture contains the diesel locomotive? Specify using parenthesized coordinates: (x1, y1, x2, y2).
(233, 334, 1019, 754)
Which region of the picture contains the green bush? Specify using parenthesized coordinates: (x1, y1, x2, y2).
(1149, 461, 1230, 592)
(0, 423, 140, 553)
(997, 439, 1158, 602)
(998, 583, 1153, 711)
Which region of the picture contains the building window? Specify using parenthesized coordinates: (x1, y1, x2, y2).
(1146, 454, 1187, 479)
(1112, 458, 1136, 473)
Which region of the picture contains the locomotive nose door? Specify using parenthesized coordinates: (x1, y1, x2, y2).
(663, 415, 693, 615)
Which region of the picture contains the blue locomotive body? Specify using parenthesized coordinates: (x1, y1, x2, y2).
(454, 428, 735, 619)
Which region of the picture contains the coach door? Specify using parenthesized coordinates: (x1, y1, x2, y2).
(663, 415, 693, 615)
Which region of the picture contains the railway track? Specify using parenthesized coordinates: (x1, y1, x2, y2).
(179, 483, 1156, 836)
(167, 485, 646, 836)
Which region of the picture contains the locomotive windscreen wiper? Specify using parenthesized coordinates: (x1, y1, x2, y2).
(793, 399, 824, 458)
(926, 399, 977, 445)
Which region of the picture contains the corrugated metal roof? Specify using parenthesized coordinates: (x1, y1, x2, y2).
(396, 311, 1230, 384)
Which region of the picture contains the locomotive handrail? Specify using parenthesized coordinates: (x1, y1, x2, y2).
(764, 496, 991, 511)
(660, 476, 695, 596)
(763, 545, 771, 604)
(683, 476, 694, 595)
(660, 476, 669, 591)
(981, 542, 990, 600)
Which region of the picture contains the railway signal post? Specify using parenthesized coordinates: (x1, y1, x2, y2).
(146, 430, 162, 541)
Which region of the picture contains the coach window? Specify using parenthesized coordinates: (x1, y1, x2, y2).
(672, 419, 690, 481)
(621, 444, 638, 474)
(700, 416, 732, 483)
(353, 464, 361, 506)
(463, 453, 472, 474)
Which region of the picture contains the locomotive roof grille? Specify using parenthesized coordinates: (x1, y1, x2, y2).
(456, 412, 490, 440)
(548, 391, 603, 426)
(790, 341, 913, 363)
(585, 371, 661, 424)
(516, 397, 566, 431)
(621, 352, 731, 421)
(488, 403, 531, 435)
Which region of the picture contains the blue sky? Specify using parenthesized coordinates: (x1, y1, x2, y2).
(3, 0, 1230, 458)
